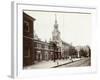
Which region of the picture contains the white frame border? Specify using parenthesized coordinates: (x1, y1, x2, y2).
(11, 1, 97, 78)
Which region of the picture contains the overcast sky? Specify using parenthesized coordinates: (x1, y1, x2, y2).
(24, 11, 92, 46)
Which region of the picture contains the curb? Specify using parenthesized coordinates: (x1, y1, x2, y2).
(51, 59, 81, 68)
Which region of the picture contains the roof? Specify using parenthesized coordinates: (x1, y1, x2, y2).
(62, 41, 71, 46)
(23, 12, 36, 21)
(34, 39, 49, 45)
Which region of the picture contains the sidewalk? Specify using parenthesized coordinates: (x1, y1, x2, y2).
(24, 58, 81, 69)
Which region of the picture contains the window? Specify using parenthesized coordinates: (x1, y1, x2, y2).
(24, 21, 30, 32)
(24, 48, 30, 57)
(34, 42, 37, 47)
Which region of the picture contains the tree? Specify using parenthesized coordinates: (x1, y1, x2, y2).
(87, 46, 91, 57)
(79, 49, 88, 57)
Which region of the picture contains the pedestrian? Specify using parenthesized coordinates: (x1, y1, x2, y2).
(69, 56, 73, 62)
(57, 61, 59, 66)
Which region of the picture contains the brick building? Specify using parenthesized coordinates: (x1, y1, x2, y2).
(23, 12, 35, 66)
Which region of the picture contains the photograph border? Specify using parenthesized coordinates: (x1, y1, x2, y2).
(11, 1, 97, 78)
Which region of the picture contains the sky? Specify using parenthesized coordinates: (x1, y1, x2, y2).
(24, 11, 92, 46)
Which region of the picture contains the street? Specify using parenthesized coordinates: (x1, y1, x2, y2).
(56, 57, 91, 68)
(24, 57, 91, 69)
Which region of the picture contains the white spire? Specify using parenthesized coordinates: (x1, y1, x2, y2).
(54, 14, 58, 29)
(52, 14, 61, 42)
(55, 14, 57, 24)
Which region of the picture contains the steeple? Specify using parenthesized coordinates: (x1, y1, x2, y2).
(55, 14, 57, 24)
(52, 14, 61, 42)
(54, 14, 58, 29)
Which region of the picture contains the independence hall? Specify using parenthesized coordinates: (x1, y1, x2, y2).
(23, 12, 90, 67)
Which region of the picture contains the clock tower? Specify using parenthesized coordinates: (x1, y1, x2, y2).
(52, 14, 62, 47)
